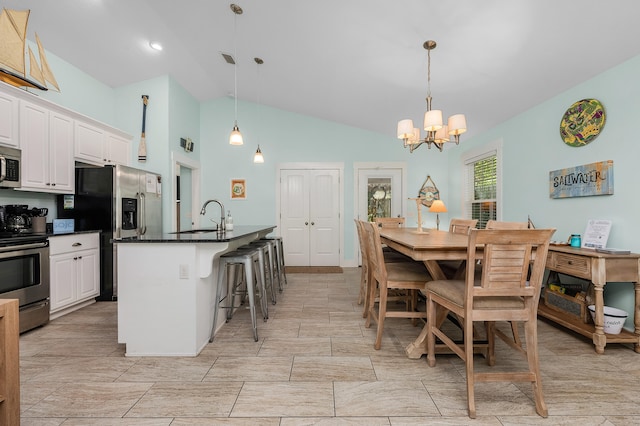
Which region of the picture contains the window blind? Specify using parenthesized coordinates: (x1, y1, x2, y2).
(464, 153, 497, 229)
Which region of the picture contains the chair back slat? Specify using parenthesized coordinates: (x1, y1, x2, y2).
(467, 229, 554, 301)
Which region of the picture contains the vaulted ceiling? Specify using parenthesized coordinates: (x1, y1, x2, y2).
(5, 0, 640, 140)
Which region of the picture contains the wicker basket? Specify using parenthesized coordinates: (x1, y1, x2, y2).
(543, 287, 592, 323)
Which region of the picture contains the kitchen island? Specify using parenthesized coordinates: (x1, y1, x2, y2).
(115, 225, 276, 356)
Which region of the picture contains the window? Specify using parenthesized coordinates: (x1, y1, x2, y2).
(462, 141, 501, 229)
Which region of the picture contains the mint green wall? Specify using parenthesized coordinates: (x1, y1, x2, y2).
(446, 54, 640, 328)
(26, 41, 117, 127)
(198, 96, 449, 260)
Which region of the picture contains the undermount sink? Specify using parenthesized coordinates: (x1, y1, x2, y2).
(171, 228, 219, 234)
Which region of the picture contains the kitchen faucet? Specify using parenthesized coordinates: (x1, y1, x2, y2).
(200, 199, 226, 232)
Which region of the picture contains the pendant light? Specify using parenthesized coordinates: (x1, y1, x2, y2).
(229, 3, 243, 145)
(253, 57, 265, 163)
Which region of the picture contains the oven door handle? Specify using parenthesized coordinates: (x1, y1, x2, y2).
(0, 241, 49, 253)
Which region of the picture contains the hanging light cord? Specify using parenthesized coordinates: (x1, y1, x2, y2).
(233, 10, 239, 124)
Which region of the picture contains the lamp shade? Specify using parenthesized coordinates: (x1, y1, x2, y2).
(428, 199, 447, 213)
(434, 124, 449, 143)
(424, 109, 443, 132)
(397, 119, 414, 139)
(448, 114, 467, 136)
(409, 127, 420, 144)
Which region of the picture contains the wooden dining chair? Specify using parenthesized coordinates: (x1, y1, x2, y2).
(354, 219, 372, 309)
(361, 220, 431, 349)
(374, 217, 406, 228)
(484, 220, 530, 348)
(425, 228, 554, 418)
(439, 218, 479, 279)
(356, 220, 414, 318)
(449, 218, 478, 235)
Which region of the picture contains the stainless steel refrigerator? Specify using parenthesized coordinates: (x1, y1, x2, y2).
(57, 165, 162, 300)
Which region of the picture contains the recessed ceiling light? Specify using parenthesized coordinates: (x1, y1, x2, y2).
(149, 41, 163, 51)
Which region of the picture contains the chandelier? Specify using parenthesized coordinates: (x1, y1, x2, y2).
(397, 40, 467, 152)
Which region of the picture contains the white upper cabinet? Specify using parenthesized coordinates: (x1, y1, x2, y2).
(0, 91, 19, 148)
(19, 100, 74, 194)
(0, 83, 133, 184)
(105, 131, 131, 166)
(74, 121, 105, 166)
(75, 121, 131, 166)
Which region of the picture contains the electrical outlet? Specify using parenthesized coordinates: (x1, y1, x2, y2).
(179, 264, 189, 279)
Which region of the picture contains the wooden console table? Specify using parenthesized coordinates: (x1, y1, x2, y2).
(540, 246, 640, 354)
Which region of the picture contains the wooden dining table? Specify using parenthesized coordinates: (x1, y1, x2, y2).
(378, 227, 481, 358)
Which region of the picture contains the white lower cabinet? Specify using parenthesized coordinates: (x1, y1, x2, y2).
(49, 232, 100, 318)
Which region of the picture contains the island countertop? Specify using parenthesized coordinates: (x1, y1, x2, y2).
(114, 225, 276, 243)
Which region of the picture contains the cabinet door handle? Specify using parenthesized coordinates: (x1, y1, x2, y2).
(72, 242, 82, 247)
(74, 256, 78, 260)
(305, 222, 308, 225)
(568, 260, 573, 265)
(311, 222, 315, 225)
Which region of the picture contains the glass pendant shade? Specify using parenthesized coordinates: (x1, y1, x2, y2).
(229, 123, 243, 145)
(253, 145, 264, 163)
(424, 109, 443, 132)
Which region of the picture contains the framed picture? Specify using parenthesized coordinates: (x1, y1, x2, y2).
(230, 178, 246, 200)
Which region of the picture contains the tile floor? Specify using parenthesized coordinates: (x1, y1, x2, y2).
(18, 267, 640, 425)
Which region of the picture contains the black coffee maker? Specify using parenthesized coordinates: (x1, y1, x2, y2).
(3, 204, 32, 233)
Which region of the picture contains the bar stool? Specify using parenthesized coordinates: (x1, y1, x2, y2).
(210, 247, 266, 342)
(262, 235, 287, 291)
(245, 240, 278, 306)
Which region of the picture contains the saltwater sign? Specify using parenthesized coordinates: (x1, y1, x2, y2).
(549, 160, 613, 199)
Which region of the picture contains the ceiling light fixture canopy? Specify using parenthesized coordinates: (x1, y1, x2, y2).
(397, 40, 467, 152)
(229, 3, 244, 146)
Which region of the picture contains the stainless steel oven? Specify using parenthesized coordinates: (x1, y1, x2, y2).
(0, 235, 50, 333)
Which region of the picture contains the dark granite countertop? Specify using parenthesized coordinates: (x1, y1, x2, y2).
(113, 225, 276, 243)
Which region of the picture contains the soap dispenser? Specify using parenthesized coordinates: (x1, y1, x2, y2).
(225, 210, 234, 231)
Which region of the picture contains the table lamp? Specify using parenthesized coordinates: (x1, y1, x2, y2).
(429, 200, 447, 230)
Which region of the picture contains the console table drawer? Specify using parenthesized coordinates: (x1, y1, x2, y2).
(548, 252, 591, 279)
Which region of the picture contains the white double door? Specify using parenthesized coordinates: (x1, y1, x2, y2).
(280, 168, 340, 266)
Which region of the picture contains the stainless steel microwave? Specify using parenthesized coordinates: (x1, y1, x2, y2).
(0, 146, 20, 189)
